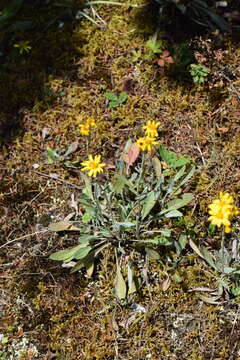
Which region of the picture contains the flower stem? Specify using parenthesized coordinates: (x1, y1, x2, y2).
(137, 152, 145, 194)
(221, 227, 225, 270)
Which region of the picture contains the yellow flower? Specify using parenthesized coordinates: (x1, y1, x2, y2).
(143, 120, 160, 138)
(136, 136, 159, 152)
(208, 192, 239, 233)
(81, 155, 105, 177)
(86, 118, 96, 127)
(79, 123, 90, 136)
(14, 41, 32, 54)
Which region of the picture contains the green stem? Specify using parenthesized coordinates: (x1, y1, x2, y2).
(221, 227, 225, 271)
(77, 11, 101, 26)
(136, 152, 145, 194)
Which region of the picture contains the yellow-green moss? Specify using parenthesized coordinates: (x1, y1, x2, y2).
(1, 0, 240, 358)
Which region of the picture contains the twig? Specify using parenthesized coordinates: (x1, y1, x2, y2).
(18, 183, 48, 217)
(15, 169, 83, 191)
(220, 71, 240, 101)
(195, 142, 206, 166)
(90, 6, 107, 26)
(0, 230, 48, 250)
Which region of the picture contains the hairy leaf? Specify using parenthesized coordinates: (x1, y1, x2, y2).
(81, 173, 93, 200)
(202, 247, 218, 271)
(178, 234, 187, 251)
(64, 141, 78, 157)
(164, 209, 183, 218)
(141, 191, 156, 220)
(152, 157, 162, 178)
(49, 244, 83, 261)
(159, 144, 190, 169)
(145, 247, 160, 260)
(112, 174, 130, 195)
(161, 193, 194, 215)
(114, 266, 127, 300)
(127, 264, 137, 295)
(74, 246, 92, 260)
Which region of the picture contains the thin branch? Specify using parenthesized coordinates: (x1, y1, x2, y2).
(15, 169, 83, 191)
(0, 230, 48, 250)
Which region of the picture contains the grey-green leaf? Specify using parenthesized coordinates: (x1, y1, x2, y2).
(114, 222, 136, 228)
(164, 209, 183, 218)
(173, 157, 190, 169)
(198, 295, 221, 305)
(70, 252, 95, 276)
(145, 247, 160, 260)
(223, 267, 236, 274)
(202, 247, 218, 271)
(161, 193, 194, 215)
(178, 234, 187, 251)
(64, 141, 78, 157)
(49, 244, 82, 261)
(175, 166, 195, 190)
(141, 191, 156, 220)
(81, 173, 93, 200)
(114, 266, 127, 300)
(69, 259, 84, 273)
(127, 264, 136, 295)
(77, 235, 99, 244)
(173, 165, 186, 182)
(152, 157, 162, 178)
(74, 246, 92, 260)
(112, 174, 130, 195)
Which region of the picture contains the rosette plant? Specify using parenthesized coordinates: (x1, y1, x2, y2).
(49, 141, 195, 299)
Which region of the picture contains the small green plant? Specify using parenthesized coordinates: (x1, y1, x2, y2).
(146, 38, 163, 55)
(190, 237, 240, 302)
(49, 141, 195, 299)
(131, 37, 166, 63)
(131, 49, 142, 63)
(144, 35, 164, 60)
(189, 193, 239, 302)
(45, 142, 78, 167)
(104, 91, 128, 108)
(190, 63, 210, 84)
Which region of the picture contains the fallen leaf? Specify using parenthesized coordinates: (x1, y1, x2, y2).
(217, 127, 229, 133)
(124, 143, 140, 174)
(157, 59, 165, 67)
(42, 128, 50, 140)
(162, 272, 171, 291)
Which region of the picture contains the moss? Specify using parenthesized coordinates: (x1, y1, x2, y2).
(1, 0, 240, 358)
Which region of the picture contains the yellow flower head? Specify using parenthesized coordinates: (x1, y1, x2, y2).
(208, 192, 239, 233)
(86, 118, 96, 127)
(143, 120, 160, 138)
(79, 123, 90, 136)
(136, 136, 159, 152)
(14, 41, 32, 54)
(81, 155, 105, 177)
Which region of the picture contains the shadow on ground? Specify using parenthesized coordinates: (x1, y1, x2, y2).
(0, 0, 83, 144)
